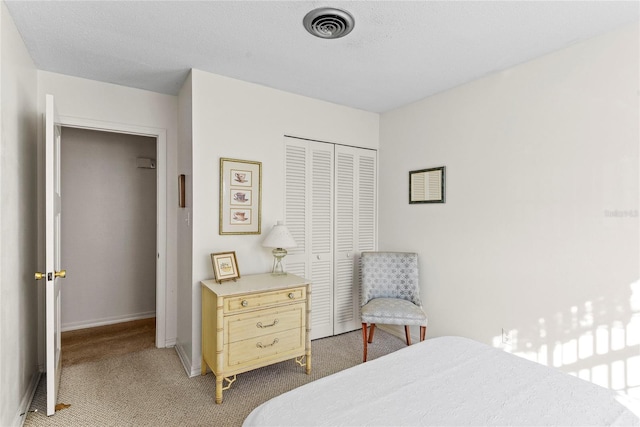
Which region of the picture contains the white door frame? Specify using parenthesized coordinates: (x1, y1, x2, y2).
(57, 115, 168, 347)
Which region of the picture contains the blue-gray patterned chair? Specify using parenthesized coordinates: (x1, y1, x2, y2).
(360, 251, 427, 362)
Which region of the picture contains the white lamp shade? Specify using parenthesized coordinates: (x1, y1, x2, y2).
(262, 221, 297, 249)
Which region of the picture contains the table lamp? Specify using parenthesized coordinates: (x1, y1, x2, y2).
(262, 221, 297, 275)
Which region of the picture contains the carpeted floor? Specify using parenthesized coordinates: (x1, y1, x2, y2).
(61, 318, 156, 366)
(25, 328, 406, 427)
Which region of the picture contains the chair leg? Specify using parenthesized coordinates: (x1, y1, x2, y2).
(361, 323, 368, 362)
(368, 323, 376, 343)
(420, 326, 426, 341)
(404, 326, 412, 346)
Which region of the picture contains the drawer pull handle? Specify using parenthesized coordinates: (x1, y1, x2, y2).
(256, 338, 279, 349)
(288, 292, 295, 299)
(241, 300, 249, 307)
(256, 319, 279, 329)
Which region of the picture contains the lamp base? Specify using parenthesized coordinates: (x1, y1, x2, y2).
(271, 248, 288, 275)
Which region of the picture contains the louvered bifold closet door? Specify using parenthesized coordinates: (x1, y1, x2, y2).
(309, 143, 334, 339)
(334, 145, 377, 334)
(334, 147, 357, 334)
(355, 149, 377, 322)
(283, 139, 308, 279)
(284, 137, 334, 340)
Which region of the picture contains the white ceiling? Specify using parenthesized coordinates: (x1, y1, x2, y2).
(4, 1, 639, 113)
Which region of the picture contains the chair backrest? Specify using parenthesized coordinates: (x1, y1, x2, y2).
(360, 251, 421, 307)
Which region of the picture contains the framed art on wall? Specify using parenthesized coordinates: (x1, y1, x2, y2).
(220, 158, 262, 234)
(409, 166, 445, 204)
(211, 251, 240, 283)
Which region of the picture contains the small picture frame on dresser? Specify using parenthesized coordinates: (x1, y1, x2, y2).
(211, 251, 240, 283)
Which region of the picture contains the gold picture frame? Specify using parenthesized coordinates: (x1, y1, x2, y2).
(211, 251, 240, 283)
(220, 158, 262, 234)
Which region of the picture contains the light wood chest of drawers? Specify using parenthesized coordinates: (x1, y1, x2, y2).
(201, 273, 311, 403)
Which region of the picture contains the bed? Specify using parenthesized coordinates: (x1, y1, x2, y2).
(243, 336, 640, 426)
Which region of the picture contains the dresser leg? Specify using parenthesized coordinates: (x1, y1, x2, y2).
(215, 376, 223, 404)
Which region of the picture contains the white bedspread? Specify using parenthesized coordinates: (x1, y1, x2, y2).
(243, 336, 640, 426)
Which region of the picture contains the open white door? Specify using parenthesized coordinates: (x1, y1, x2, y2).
(36, 94, 65, 416)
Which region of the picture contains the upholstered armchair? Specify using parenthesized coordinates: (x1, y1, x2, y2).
(360, 251, 427, 362)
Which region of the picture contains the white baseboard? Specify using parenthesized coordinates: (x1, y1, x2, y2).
(175, 343, 200, 378)
(377, 324, 421, 343)
(16, 370, 41, 427)
(61, 311, 156, 332)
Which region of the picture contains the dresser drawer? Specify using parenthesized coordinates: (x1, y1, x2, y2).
(225, 287, 306, 313)
(226, 328, 304, 367)
(226, 303, 305, 343)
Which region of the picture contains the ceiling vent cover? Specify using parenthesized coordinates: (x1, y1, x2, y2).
(303, 7, 354, 39)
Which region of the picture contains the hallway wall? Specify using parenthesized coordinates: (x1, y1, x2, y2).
(60, 127, 157, 330)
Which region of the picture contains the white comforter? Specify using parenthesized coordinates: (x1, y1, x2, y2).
(244, 336, 640, 426)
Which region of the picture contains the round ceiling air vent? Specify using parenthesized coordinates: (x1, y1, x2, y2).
(303, 7, 354, 39)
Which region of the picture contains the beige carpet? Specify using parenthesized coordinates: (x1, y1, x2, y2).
(25, 329, 406, 427)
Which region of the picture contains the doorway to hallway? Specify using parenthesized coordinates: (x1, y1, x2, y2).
(60, 127, 157, 337)
(50, 114, 169, 349)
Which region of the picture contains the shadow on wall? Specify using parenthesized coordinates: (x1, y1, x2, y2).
(493, 280, 640, 397)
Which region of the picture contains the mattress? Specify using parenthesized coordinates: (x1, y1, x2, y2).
(243, 336, 640, 426)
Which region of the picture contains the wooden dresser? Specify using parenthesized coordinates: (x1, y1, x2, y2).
(201, 273, 311, 403)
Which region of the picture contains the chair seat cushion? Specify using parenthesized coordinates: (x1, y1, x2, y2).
(361, 298, 428, 326)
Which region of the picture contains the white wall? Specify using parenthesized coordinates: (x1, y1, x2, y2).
(0, 2, 38, 425)
(37, 71, 179, 346)
(176, 72, 193, 367)
(178, 70, 379, 374)
(60, 127, 157, 330)
(379, 23, 639, 395)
